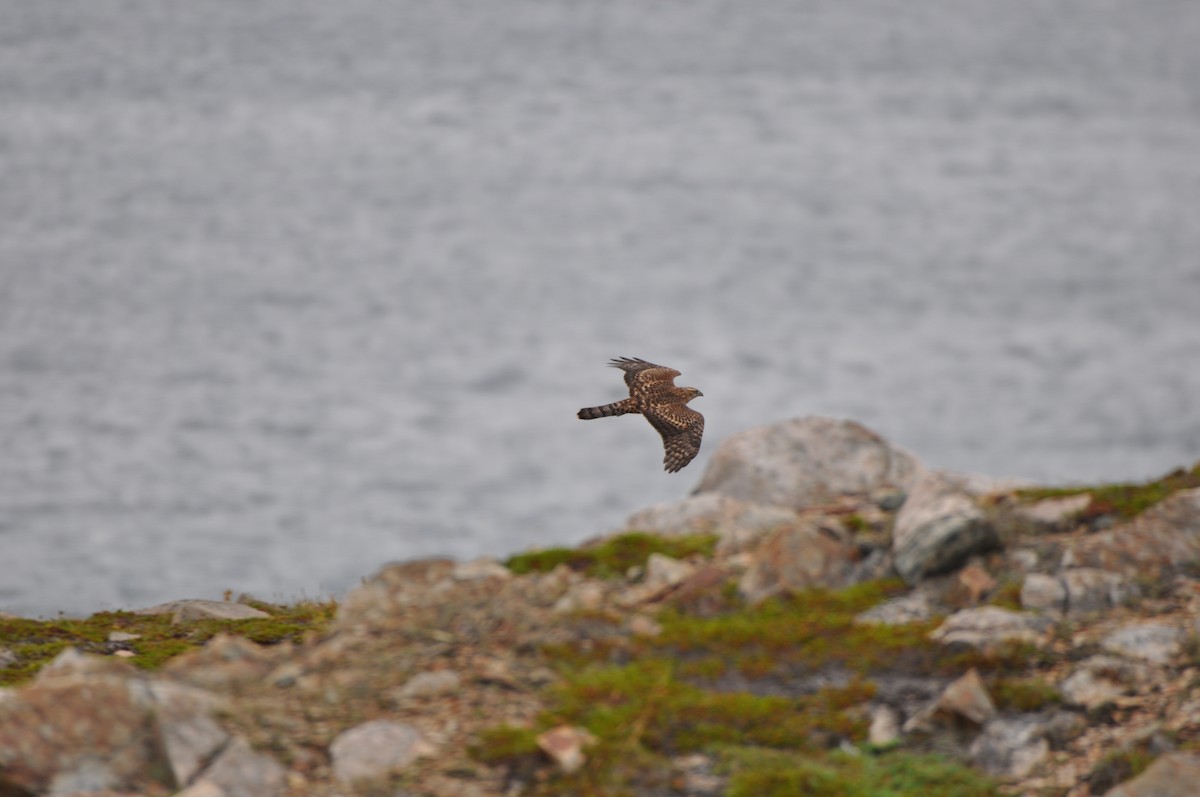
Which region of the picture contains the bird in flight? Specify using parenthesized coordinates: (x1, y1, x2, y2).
(577, 357, 705, 472)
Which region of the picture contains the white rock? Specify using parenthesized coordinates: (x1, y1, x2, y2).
(868, 705, 901, 747)
(1062, 568, 1131, 616)
(930, 607, 1050, 649)
(453, 557, 512, 581)
(536, 725, 597, 774)
(1020, 574, 1066, 614)
(970, 716, 1049, 779)
(1102, 620, 1182, 665)
(855, 591, 933, 626)
(1059, 655, 1152, 709)
(398, 670, 462, 699)
(643, 553, 694, 592)
(198, 736, 286, 797)
(1016, 494, 1091, 529)
(330, 720, 429, 784)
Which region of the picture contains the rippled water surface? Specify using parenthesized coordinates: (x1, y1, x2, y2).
(2, 1, 1199, 615)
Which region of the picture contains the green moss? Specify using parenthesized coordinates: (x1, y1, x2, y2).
(470, 724, 541, 764)
(0, 600, 337, 686)
(987, 580, 1024, 611)
(990, 677, 1061, 712)
(648, 579, 959, 679)
(1017, 461, 1200, 521)
(843, 514, 871, 533)
(505, 531, 718, 579)
(720, 748, 1001, 797)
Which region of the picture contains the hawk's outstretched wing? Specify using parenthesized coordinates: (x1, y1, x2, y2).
(580, 356, 705, 472)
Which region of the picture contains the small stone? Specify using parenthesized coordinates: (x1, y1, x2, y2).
(628, 614, 663, 638)
(868, 705, 901, 747)
(856, 591, 933, 625)
(937, 668, 996, 725)
(453, 557, 512, 581)
(0, 648, 18, 668)
(1062, 568, 1131, 616)
(1020, 573, 1066, 614)
(113, 650, 136, 658)
(553, 581, 606, 614)
(956, 563, 996, 603)
(536, 725, 597, 774)
(643, 553, 694, 592)
(1102, 620, 1182, 665)
(1058, 656, 1153, 709)
(1016, 494, 1092, 530)
(108, 632, 142, 643)
(930, 606, 1050, 649)
(398, 670, 461, 699)
(330, 721, 428, 784)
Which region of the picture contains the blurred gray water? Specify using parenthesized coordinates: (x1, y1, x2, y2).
(2, 1, 1199, 616)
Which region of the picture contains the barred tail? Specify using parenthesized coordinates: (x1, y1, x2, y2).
(578, 398, 638, 420)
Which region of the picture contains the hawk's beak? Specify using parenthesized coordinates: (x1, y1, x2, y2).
(696, 390, 704, 397)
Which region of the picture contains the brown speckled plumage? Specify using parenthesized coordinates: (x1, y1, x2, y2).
(577, 357, 705, 472)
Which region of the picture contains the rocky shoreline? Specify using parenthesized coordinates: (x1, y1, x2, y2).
(3, 416, 1200, 797)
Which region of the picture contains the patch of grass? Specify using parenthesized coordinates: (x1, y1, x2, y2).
(720, 747, 1001, 797)
(548, 659, 873, 754)
(645, 579, 1001, 680)
(987, 580, 1024, 611)
(990, 677, 1061, 712)
(0, 600, 337, 686)
(470, 724, 541, 764)
(1017, 461, 1200, 522)
(505, 532, 719, 579)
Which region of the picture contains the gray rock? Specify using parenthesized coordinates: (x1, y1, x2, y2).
(643, 553, 695, 592)
(453, 557, 512, 581)
(937, 668, 996, 726)
(198, 736, 286, 797)
(1058, 655, 1154, 709)
(737, 519, 859, 604)
(1016, 494, 1092, 531)
(624, 493, 801, 554)
(330, 720, 427, 783)
(398, 669, 462, 699)
(1102, 620, 1183, 665)
(930, 607, 1051, 649)
(1062, 487, 1200, 577)
(135, 680, 230, 788)
(134, 600, 271, 623)
(969, 715, 1049, 778)
(892, 471, 998, 584)
(1062, 568, 1132, 616)
(0, 648, 16, 669)
(1105, 752, 1200, 797)
(1020, 573, 1066, 614)
(692, 416, 923, 509)
(855, 591, 934, 625)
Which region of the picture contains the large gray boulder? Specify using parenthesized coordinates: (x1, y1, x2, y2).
(691, 417, 923, 509)
(892, 471, 998, 584)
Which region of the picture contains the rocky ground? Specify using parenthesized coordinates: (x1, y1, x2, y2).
(3, 416, 1200, 797)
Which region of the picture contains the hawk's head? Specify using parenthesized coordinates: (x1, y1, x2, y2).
(683, 387, 704, 402)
